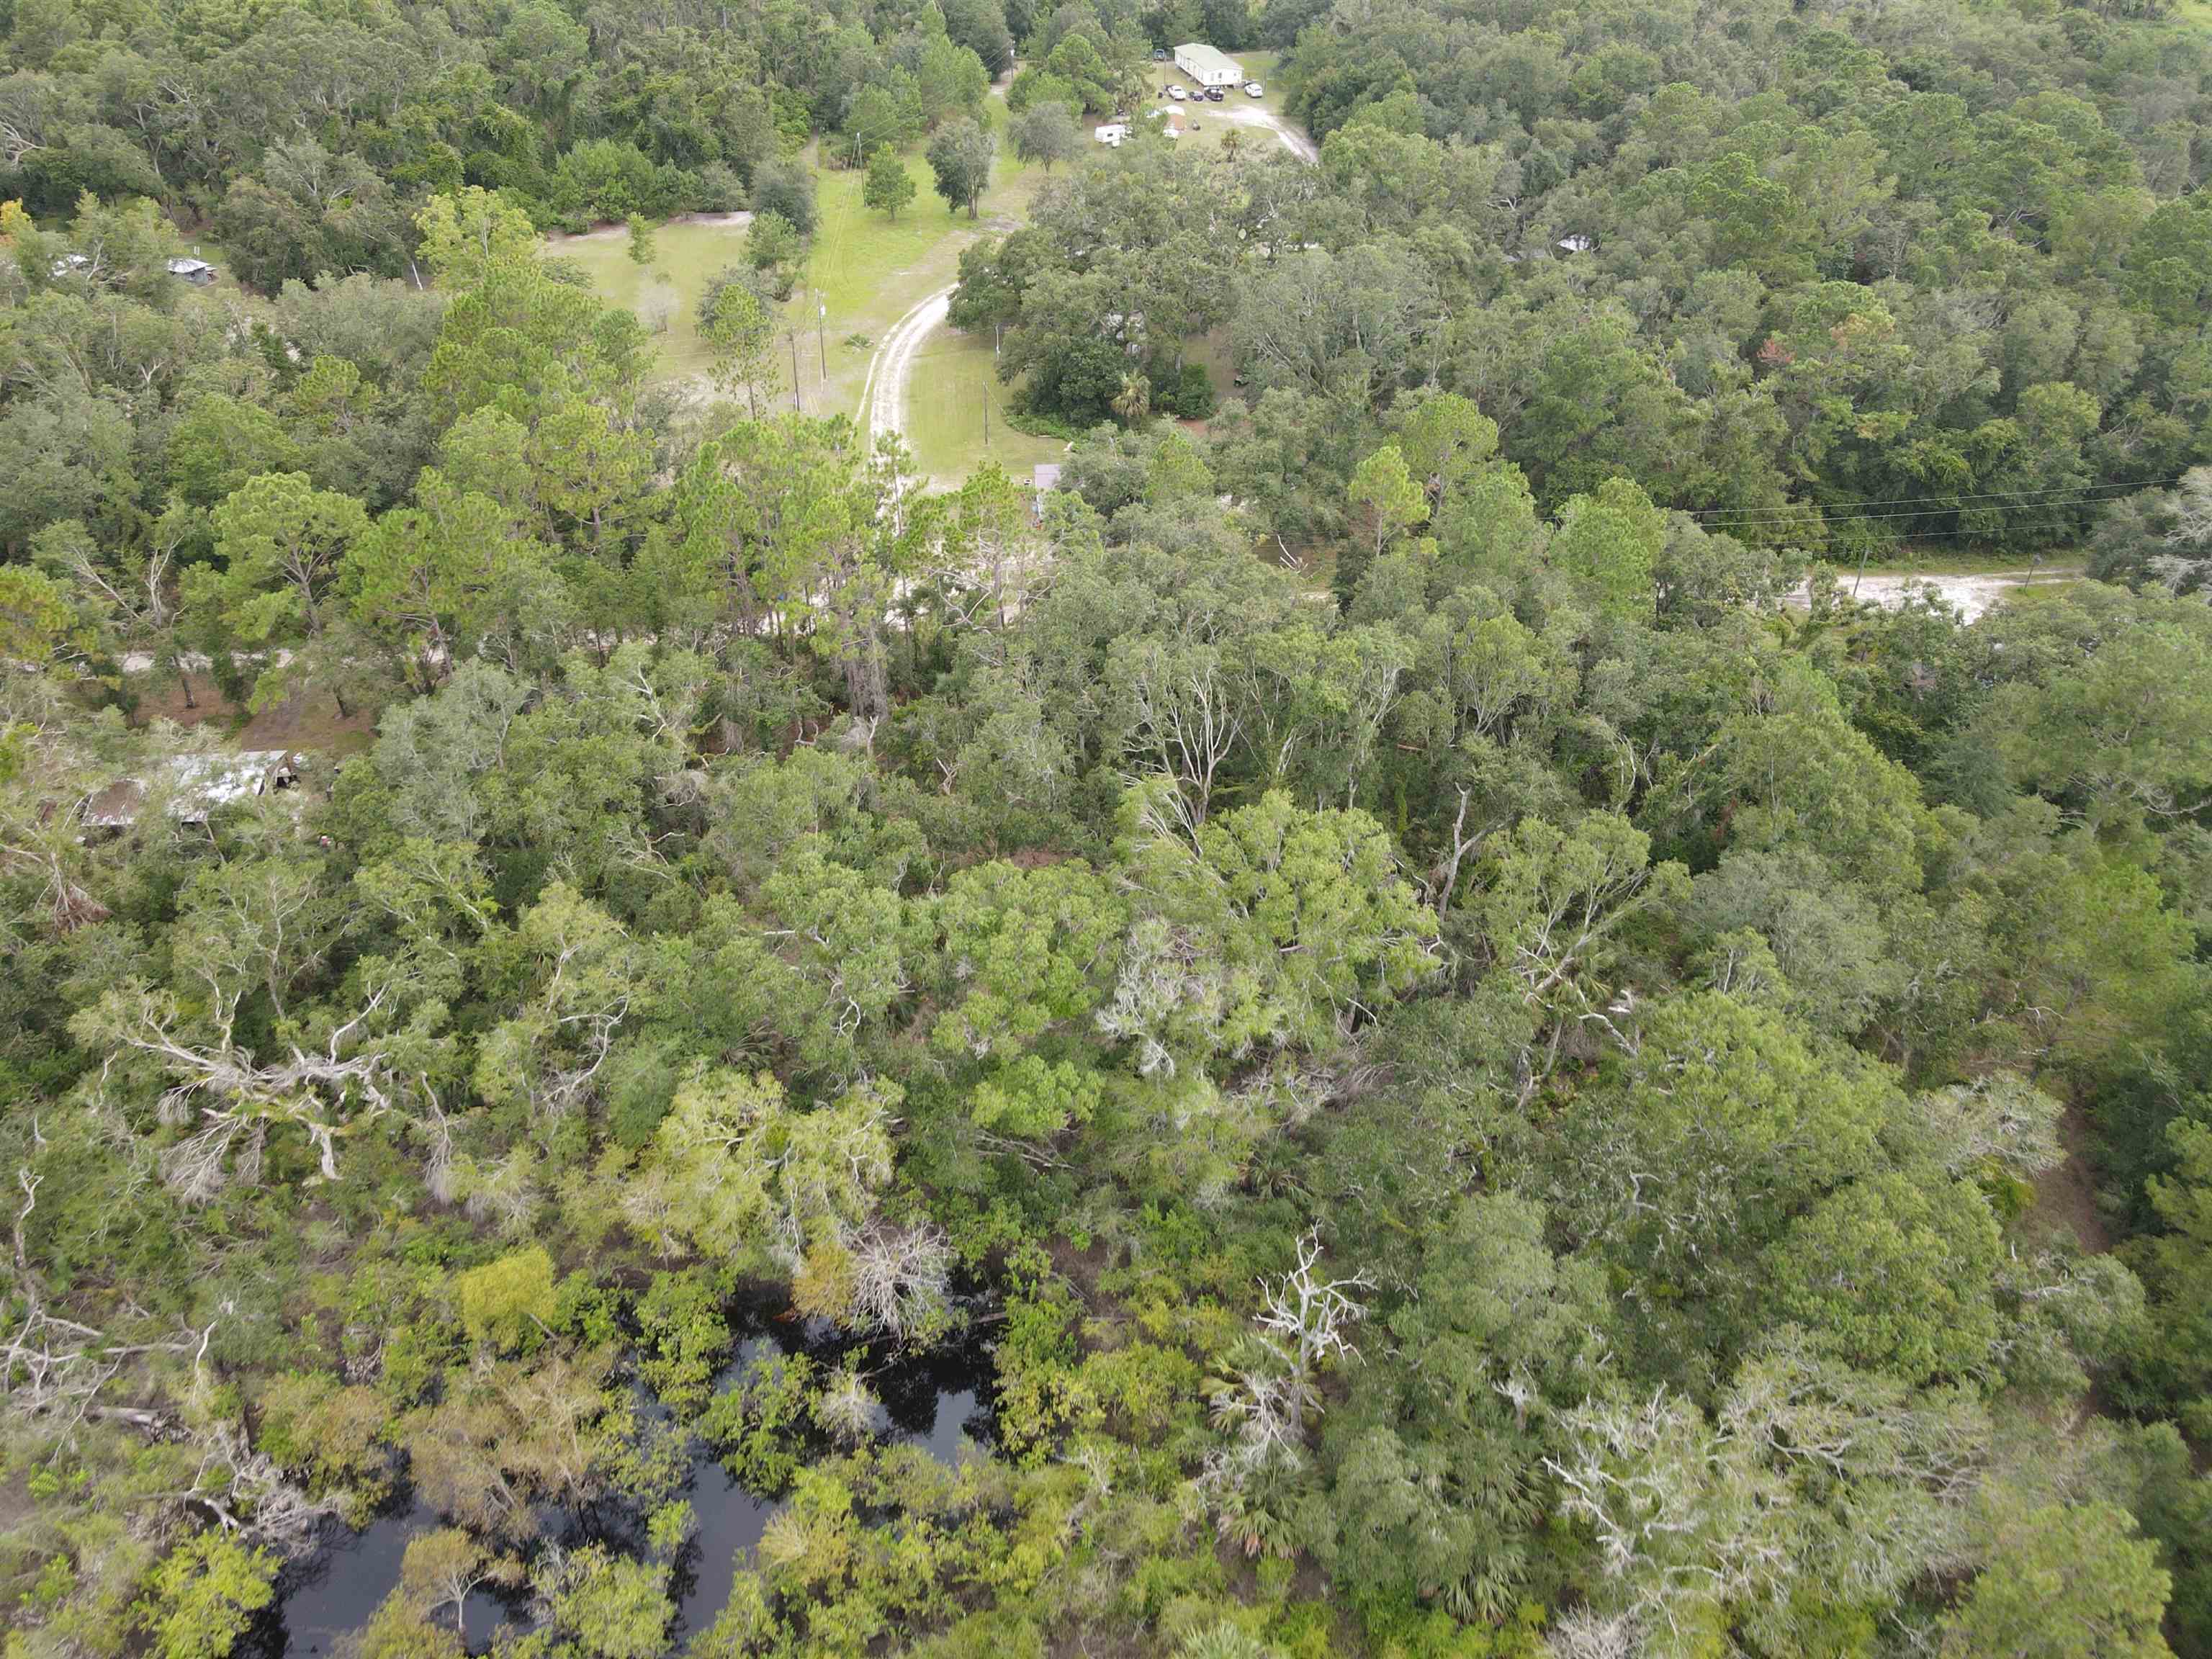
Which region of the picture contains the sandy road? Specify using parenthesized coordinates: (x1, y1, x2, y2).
(860, 284, 956, 448)
(1209, 101, 1319, 163)
(1791, 567, 2084, 622)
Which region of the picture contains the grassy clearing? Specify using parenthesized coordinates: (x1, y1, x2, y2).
(809, 95, 1052, 429)
(1141, 50, 1299, 158)
(547, 86, 1300, 484)
(555, 93, 1051, 444)
(549, 219, 752, 380)
(1182, 327, 1241, 405)
(901, 328, 1066, 482)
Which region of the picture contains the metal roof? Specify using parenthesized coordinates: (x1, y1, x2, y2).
(81, 751, 302, 827)
(1174, 42, 1241, 78)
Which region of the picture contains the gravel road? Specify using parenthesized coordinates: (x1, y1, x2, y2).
(1210, 101, 1319, 162)
(860, 284, 956, 448)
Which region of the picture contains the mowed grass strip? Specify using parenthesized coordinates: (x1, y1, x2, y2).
(899, 328, 1066, 483)
(547, 219, 752, 380)
(806, 98, 1054, 428)
(552, 94, 1054, 439)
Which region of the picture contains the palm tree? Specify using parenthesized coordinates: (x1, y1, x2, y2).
(1112, 372, 1152, 426)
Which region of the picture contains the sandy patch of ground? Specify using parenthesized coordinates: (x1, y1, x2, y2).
(2026, 1100, 2115, 1256)
(1789, 567, 2084, 621)
(1208, 101, 1318, 162)
(126, 673, 375, 755)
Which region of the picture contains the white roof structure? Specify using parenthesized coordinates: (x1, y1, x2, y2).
(168, 256, 215, 276)
(1174, 42, 1242, 86)
(82, 751, 303, 828)
(1030, 462, 1064, 521)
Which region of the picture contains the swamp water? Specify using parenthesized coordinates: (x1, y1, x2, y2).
(257, 1295, 993, 1655)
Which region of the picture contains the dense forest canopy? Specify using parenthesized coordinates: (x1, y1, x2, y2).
(6, 0, 2212, 1653)
(958, 0, 2212, 562)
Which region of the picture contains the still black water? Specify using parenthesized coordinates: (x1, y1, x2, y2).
(261, 1298, 992, 1657)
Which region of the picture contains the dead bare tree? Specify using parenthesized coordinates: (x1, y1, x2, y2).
(1205, 1228, 1371, 1484)
(77, 981, 400, 1200)
(1545, 1611, 1642, 1659)
(4, 1165, 204, 1432)
(847, 1222, 953, 1341)
(814, 1366, 882, 1444)
(166, 1424, 348, 1553)
(1118, 639, 1242, 825)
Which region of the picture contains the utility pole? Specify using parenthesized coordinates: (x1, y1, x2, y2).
(989, 324, 1000, 446)
(817, 301, 827, 377)
(788, 331, 801, 410)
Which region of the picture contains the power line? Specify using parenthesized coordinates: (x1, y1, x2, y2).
(1809, 524, 2095, 546)
(1691, 475, 2185, 518)
(1690, 475, 2188, 525)
(1704, 487, 2159, 529)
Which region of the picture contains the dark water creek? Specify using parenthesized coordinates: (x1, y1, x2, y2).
(255, 1293, 992, 1656)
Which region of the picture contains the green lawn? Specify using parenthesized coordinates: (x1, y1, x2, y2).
(901, 327, 1066, 482)
(548, 86, 1299, 484)
(547, 218, 752, 381)
(1182, 327, 1241, 407)
(811, 96, 1055, 427)
(552, 94, 1051, 439)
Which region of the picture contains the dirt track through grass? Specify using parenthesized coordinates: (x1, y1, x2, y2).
(549, 77, 1311, 484)
(554, 95, 1048, 455)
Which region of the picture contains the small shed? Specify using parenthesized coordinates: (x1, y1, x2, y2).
(1030, 462, 1064, 523)
(1174, 42, 1241, 88)
(167, 256, 217, 286)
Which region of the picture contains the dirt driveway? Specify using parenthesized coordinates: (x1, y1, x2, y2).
(860, 284, 956, 449)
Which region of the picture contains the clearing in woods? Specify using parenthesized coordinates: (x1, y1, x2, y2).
(896, 321, 1067, 486)
(554, 91, 1051, 468)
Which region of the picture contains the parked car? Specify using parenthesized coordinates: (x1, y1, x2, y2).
(1206, 86, 1225, 101)
(1244, 81, 1264, 96)
(1168, 84, 1186, 99)
(1151, 47, 1168, 60)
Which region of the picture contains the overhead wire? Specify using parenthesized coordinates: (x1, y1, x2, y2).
(1806, 524, 2090, 545)
(1689, 475, 2187, 527)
